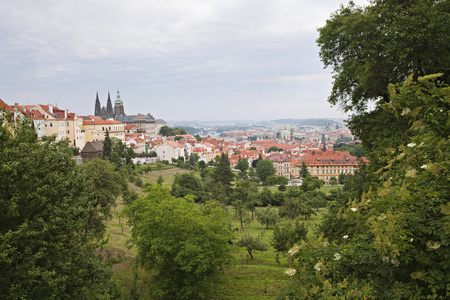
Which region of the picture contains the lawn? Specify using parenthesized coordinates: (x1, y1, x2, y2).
(106, 167, 328, 299)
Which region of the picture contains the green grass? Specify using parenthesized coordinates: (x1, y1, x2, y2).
(106, 168, 327, 299)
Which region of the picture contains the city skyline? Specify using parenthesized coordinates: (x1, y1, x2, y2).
(1, 0, 368, 121)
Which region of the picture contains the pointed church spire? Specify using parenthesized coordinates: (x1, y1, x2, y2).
(106, 92, 113, 119)
(94, 92, 101, 116)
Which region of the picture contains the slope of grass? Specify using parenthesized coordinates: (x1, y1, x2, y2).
(106, 167, 327, 299)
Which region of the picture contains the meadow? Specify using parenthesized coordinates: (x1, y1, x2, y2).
(106, 166, 330, 299)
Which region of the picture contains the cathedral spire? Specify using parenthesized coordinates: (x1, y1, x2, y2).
(106, 91, 113, 119)
(94, 92, 101, 116)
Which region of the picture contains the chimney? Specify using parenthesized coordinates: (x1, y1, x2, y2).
(49, 105, 53, 114)
(65, 110, 68, 119)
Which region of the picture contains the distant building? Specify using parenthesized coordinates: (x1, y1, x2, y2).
(94, 89, 125, 120)
(116, 113, 157, 138)
(81, 141, 103, 161)
(296, 150, 359, 184)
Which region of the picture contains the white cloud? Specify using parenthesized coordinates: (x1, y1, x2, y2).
(0, 0, 361, 120)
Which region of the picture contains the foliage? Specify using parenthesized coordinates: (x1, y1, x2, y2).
(102, 129, 112, 160)
(299, 161, 308, 178)
(333, 142, 365, 157)
(159, 125, 187, 137)
(212, 153, 234, 193)
(300, 174, 324, 192)
(0, 120, 121, 299)
(235, 158, 249, 172)
(127, 185, 233, 300)
(268, 146, 284, 153)
(271, 221, 308, 254)
(171, 173, 205, 202)
(255, 206, 280, 229)
(236, 233, 268, 260)
(283, 76, 450, 298)
(317, 0, 450, 112)
(256, 159, 276, 183)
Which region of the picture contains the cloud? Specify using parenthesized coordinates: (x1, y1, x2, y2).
(0, 0, 358, 121)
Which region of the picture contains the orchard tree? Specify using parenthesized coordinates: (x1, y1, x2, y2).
(255, 206, 280, 229)
(271, 221, 308, 254)
(128, 185, 233, 300)
(236, 233, 268, 260)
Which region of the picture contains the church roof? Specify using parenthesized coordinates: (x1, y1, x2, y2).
(116, 114, 155, 123)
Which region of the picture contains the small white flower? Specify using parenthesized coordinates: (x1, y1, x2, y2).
(334, 253, 342, 261)
(421, 164, 428, 169)
(378, 214, 387, 221)
(288, 245, 300, 256)
(427, 241, 441, 250)
(285, 268, 296, 276)
(410, 238, 414, 242)
(314, 262, 322, 272)
(343, 235, 349, 239)
(391, 258, 400, 267)
(350, 207, 357, 212)
(382, 256, 390, 263)
(401, 108, 411, 116)
(407, 143, 416, 148)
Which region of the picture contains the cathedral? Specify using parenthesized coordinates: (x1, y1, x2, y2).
(94, 90, 125, 120)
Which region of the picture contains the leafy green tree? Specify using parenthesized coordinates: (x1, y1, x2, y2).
(157, 175, 164, 185)
(127, 185, 233, 299)
(212, 153, 234, 193)
(329, 177, 337, 186)
(268, 146, 283, 153)
(271, 221, 308, 254)
(236, 233, 268, 260)
(283, 75, 450, 298)
(300, 174, 323, 192)
(0, 120, 121, 299)
(159, 125, 187, 136)
(256, 159, 276, 183)
(235, 158, 249, 172)
(259, 187, 273, 206)
(255, 206, 280, 229)
(171, 173, 204, 202)
(317, 0, 449, 112)
(264, 175, 278, 186)
(198, 160, 206, 169)
(102, 129, 112, 161)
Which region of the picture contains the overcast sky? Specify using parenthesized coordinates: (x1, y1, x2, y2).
(0, 0, 363, 121)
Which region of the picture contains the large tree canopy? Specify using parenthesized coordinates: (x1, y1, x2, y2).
(0, 119, 123, 299)
(317, 0, 450, 112)
(128, 185, 233, 300)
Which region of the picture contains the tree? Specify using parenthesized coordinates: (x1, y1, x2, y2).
(282, 75, 450, 298)
(0, 120, 121, 299)
(271, 221, 308, 254)
(256, 159, 276, 183)
(317, 0, 449, 113)
(300, 174, 323, 192)
(236, 233, 268, 260)
(127, 185, 233, 299)
(212, 153, 234, 193)
(171, 173, 204, 202)
(157, 175, 164, 185)
(268, 146, 283, 153)
(329, 177, 337, 186)
(235, 158, 249, 172)
(102, 129, 112, 161)
(255, 206, 280, 229)
(300, 161, 309, 178)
